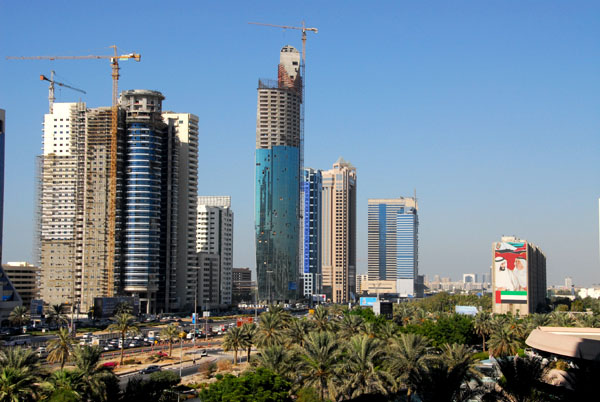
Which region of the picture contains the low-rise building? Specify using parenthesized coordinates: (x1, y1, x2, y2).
(2, 262, 39, 307)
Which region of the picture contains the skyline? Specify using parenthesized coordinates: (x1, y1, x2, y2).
(1, 1, 599, 286)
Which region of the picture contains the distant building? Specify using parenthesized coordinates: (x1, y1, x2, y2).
(301, 168, 322, 299)
(232, 267, 254, 303)
(2, 262, 39, 307)
(0, 265, 22, 324)
(196, 196, 233, 307)
(321, 158, 357, 303)
(367, 197, 419, 297)
(564, 277, 573, 289)
(356, 274, 369, 295)
(492, 236, 547, 315)
(463, 273, 477, 283)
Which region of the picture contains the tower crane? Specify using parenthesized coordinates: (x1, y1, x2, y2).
(40, 71, 86, 113)
(7, 46, 141, 297)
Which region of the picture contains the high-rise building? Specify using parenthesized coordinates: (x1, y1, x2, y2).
(301, 168, 322, 298)
(196, 196, 233, 307)
(565, 276, 573, 289)
(38, 92, 198, 314)
(356, 274, 368, 295)
(2, 262, 39, 307)
(463, 273, 477, 283)
(255, 45, 302, 303)
(163, 113, 199, 311)
(321, 157, 357, 303)
(0, 108, 4, 264)
(367, 197, 419, 297)
(232, 267, 254, 303)
(492, 236, 547, 315)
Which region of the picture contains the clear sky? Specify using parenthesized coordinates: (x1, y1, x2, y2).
(1, 1, 599, 286)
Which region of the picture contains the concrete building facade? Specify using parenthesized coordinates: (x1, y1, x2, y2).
(255, 45, 302, 303)
(492, 236, 547, 315)
(232, 267, 254, 303)
(367, 197, 419, 297)
(321, 157, 357, 303)
(196, 196, 233, 308)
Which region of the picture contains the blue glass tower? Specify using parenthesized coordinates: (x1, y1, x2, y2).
(301, 168, 322, 298)
(255, 46, 302, 303)
(367, 197, 418, 296)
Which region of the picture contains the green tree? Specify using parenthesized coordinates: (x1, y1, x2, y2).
(297, 331, 341, 401)
(285, 318, 312, 347)
(41, 370, 84, 401)
(8, 305, 29, 328)
(0, 347, 43, 402)
(253, 345, 293, 378)
(339, 335, 394, 400)
(47, 304, 68, 327)
(387, 333, 431, 398)
(255, 311, 285, 348)
(311, 305, 333, 332)
(488, 325, 521, 358)
(486, 356, 554, 402)
(338, 314, 364, 340)
(199, 367, 291, 402)
(223, 326, 245, 365)
(122, 370, 180, 402)
(71, 345, 119, 401)
(241, 323, 257, 363)
(473, 311, 492, 351)
(107, 312, 140, 365)
(47, 327, 74, 369)
(160, 324, 180, 357)
(113, 301, 132, 316)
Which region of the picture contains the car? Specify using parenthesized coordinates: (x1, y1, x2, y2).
(199, 349, 208, 357)
(139, 365, 161, 374)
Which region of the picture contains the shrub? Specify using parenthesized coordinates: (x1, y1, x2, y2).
(123, 358, 137, 365)
(199, 368, 291, 402)
(217, 359, 232, 372)
(198, 361, 217, 379)
(472, 351, 489, 361)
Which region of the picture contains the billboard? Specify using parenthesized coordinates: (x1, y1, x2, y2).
(494, 241, 527, 304)
(236, 317, 254, 327)
(359, 297, 377, 307)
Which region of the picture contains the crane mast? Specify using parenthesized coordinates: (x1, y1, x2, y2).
(40, 71, 86, 113)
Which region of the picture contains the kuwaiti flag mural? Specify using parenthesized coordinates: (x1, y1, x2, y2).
(495, 290, 527, 304)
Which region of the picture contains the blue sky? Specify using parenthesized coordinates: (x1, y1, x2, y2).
(1, 1, 599, 286)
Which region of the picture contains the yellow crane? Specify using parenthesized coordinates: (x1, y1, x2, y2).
(7, 46, 141, 297)
(40, 71, 86, 113)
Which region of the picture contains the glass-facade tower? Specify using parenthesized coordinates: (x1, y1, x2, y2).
(255, 45, 302, 303)
(301, 168, 322, 298)
(367, 197, 418, 297)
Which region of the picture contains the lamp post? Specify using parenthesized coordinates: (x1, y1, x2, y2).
(179, 331, 185, 377)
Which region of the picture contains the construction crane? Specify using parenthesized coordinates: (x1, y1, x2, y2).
(7, 46, 141, 297)
(40, 71, 86, 113)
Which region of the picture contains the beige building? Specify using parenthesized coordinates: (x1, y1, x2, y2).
(2, 262, 39, 307)
(321, 158, 356, 303)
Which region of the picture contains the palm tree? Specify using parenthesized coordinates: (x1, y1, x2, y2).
(285, 318, 312, 347)
(255, 311, 285, 348)
(41, 369, 84, 401)
(378, 320, 399, 343)
(241, 323, 257, 363)
(223, 326, 245, 365)
(487, 356, 552, 402)
(71, 345, 118, 401)
(107, 312, 140, 365)
(46, 304, 68, 327)
(47, 327, 74, 369)
(338, 314, 364, 340)
(0, 347, 43, 402)
(160, 324, 180, 357)
(253, 344, 293, 378)
(359, 321, 379, 339)
(8, 305, 29, 328)
(339, 335, 394, 400)
(297, 331, 341, 402)
(473, 312, 492, 351)
(575, 314, 597, 328)
(549, 312, 575, 327)
(488, 325, 521, 357)
(388, 333, 431, 398)
(113, 301, 132, 316)
(311, 305, 332, 332)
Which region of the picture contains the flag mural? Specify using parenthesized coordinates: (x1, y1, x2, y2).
(494, 241, 528, 304)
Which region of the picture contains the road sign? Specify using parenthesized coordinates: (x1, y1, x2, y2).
(202, 311, 210, 317)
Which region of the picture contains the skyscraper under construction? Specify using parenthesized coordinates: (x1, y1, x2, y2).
(37, 91, 198, 314)
(255, 45, 302, 303)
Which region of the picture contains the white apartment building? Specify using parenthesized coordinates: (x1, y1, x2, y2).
(196, 196, 233, 307)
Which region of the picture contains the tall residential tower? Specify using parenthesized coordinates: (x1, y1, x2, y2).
(321, 158, 357, 303)
(255, 45, 302, 303)
(301, 168, 322, 298)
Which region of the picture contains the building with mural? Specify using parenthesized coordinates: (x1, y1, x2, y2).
(492, 236, 546, 315)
